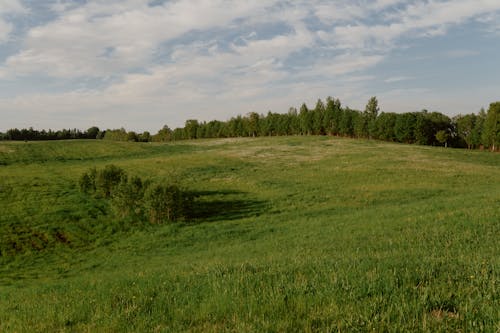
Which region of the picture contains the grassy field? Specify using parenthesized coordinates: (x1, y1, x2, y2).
(0, 137, 499, 332)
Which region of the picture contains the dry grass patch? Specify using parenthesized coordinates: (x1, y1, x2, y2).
(0, 145, 15, 153)
(430, 309, 460, 321)
(191, 138, 252, 147)
(221, 144, 334, 164)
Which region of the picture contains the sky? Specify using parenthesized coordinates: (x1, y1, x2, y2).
(1, 0, 500, 132)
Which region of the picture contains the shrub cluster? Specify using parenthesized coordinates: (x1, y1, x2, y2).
(79, 165, 192, 223)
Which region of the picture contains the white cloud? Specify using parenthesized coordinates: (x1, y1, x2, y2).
(0, 0, 26, 43)
(314, 0, 405, 24)
(384, 76, 414, 83)
(318, 0, 500, 53)
(317, 53, 385, 76)
(2, 0, 282, 78)
(0, 19, 12, 42)
(1, 0, 500, 130)
(0, 0, 26, 14)
(4, 0, 500, 79)
(475, 12, 500, 34)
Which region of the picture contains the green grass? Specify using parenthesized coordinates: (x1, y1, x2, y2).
(0, 137, 499, 332)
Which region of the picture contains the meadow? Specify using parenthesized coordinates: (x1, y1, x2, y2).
(0, 137, 499, 332)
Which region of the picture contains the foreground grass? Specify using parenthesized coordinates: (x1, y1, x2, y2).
(0, 137, 499, 332)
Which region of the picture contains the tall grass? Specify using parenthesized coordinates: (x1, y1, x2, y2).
(0, 137, 499, 332)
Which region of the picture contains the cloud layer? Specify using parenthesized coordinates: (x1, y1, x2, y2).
(1, 0, 500, 131)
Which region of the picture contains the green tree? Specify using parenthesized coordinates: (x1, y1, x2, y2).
(96, 130, 106, 139)
(153, 125, 173, 142)
(277, 113, 292, 135)
(247, 112, 260, 137)
(323, 97, 341, 136)
(364, 96, 379, 138)
(482, 102, 500, 151)
(299, 103, 313, 135)
(196, 122, 206, 139)
(455, 114, 477, 149)
(394, 113, 416, 143)
(435, 130, 450, 147)
(414, 111, 433, 145)
(227, 116, 244, 137)
(205, 120, 225, 138)
(103, 128, 128, 141)
(471, 108, 486, 148)
(323, 97, 335, 135)
(172, 128, 185, 141)
(139, 131, 151, 142)
(184, 119, 200, 139)
(365, 96, 379, 119)
(374, 112, 397, 141)
(353, 111, 368, 138)
(264, 111, 281, 136)
(127, 131, 139, 142)
(86, 126, 100, 139)
(312, 99, 326, 135)
(287, 107, 300, 135)
(427, 112, 452, 146)
(339, 107, 355, 137)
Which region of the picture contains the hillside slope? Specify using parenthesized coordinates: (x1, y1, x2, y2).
(0, 137, 499, 332)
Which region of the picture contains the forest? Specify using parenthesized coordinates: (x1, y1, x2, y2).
(1, 97, 499, 151)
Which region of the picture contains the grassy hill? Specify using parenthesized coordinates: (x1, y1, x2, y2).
(0, 137, 499, 332)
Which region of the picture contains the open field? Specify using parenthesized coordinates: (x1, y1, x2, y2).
(0, 137, 499, 332)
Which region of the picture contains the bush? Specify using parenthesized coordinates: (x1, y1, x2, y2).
(79, 165, 126, 198)
(79, 167, 96, 194)
(79, 166, 193, 224)
(112, 176, 150, 220)
(95, 165, 127, 198)
(144, 184, 193, 224)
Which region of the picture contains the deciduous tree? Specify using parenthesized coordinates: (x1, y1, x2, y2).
(482, 102, 500, 151)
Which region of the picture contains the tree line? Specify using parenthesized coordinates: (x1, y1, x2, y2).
(0, 126, 100, 141)
(157, 97, 499, 150)
(1, 97, 499, 151)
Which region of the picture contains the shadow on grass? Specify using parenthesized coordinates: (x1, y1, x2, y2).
(185, 190, 266, 224)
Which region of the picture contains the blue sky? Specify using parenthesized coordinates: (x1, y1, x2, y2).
(1, 0, 500, 132)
